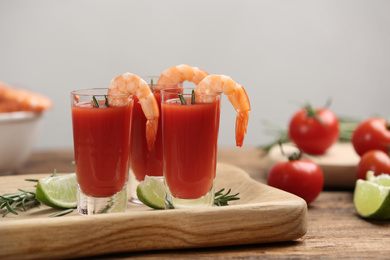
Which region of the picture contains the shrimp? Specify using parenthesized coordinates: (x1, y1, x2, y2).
(0, 81, 52, 112)
(156, 64, 208, 88)
(195, 75, 250, 147)
(107, 73, 159, 151)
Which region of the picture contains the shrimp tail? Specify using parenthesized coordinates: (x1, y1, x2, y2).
(196, 74, 251, 147)
(236, 111, 249, 147)
(108, 73, 160, 151)
(146, 118, 158, 151)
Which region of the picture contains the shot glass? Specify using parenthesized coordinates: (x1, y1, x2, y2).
(129, 76, 182, 203)
(71, 88, 133, 215)
(161, 88, 221, 209)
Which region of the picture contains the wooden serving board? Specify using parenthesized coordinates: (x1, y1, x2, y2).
(0, 163, 307, 260)
(267, 142, 360, 189)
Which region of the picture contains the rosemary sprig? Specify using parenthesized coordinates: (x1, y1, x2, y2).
(0, 169, 72, 218)
(178, 91, 187, 105)
(92, 95, 99, 108)
(214, 188, 240, 206)
(24, 178, 39, 182)
(1, 189, 40, 217)
(49, 208, 74, 217)
(104, 95, 108, 106)
(191, 89, 195, 104)
(178, 90, 196, 105)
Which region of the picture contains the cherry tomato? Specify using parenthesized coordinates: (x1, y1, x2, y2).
(267, 150, 324, 205)
(356, 150, 390, 180)
(352, 117, 390, 157)
(288, 105, 339, 155)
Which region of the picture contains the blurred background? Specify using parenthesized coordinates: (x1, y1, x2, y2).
(1, 0, 389, 151)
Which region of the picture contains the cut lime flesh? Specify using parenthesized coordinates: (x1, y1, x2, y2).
(354, 173, 390, 220)
(366, 171, 390, 186)
(136, 176, 165, 209)
(36, 173, 78, 209)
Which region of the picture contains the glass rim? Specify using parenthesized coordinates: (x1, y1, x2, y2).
(70, 88, 131, 97)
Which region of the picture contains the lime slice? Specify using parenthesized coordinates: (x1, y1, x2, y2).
(36, 173, 78, 209)
(354, 173, 390, 220)
(136, 176, 165, 209)
(366, 171, 390, 186)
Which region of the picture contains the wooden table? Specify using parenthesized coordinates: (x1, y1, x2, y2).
(10, 148, 390, 259)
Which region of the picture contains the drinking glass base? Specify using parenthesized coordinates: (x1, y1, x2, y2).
(164, 183, 214, 209)
(128, 169, 142, 204)
(77, 185, 128, 215)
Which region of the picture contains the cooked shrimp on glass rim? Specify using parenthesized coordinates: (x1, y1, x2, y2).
(195, 74, 251, 147)
(157, 64, 209, 88)
(0, 81, 52, 113)
(107, 73, 159, 151)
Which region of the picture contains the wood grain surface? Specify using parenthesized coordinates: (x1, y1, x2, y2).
(0, 162, 306, 260)
(2, 147, 390, 259)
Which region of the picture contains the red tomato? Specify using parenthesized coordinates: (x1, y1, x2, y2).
(288, 105, 339, 155)
(352, 118, 390, 157)
(356, 150, 390, 180)
(267, 153, 324, 205)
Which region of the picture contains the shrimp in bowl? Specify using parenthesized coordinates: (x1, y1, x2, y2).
(0, 81, 52, 113)
(0, 81, 52, 174)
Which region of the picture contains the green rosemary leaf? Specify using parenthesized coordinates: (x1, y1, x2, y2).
(178, 91, 187, 105)
(18, 189, 36, 195)
(104, 95, 108, 106)
(25, 178, 39, 182)
(5, 201, 18, 215)
(15, 200, 25, 211)
(21, 198, 27, 211)
(49, 208, 74, 217)
(92, 96, 99, 108)
(215, 188, 225, 197)
(0, 194, 12, 200)
(1, 189, 39, 217)
(214, 188, 240, 206)
(1, 169, 74, 218)
(191, 89, 195, 104)
(31, 200, 41, 208)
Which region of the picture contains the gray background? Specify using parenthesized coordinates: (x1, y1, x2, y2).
(1, 0, 389, 150)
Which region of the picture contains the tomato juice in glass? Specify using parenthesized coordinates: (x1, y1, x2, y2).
(130, 91, 163, 182)
(129, 78, 182, 203)
(71, 88, 133, 215)
(161, 88, 221, 208)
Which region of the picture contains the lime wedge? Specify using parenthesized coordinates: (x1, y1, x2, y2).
(354, 172, 390, 220)
(366, 171, 390, 186)
(36, 173, 78, 209)
(136, 176, 165, 209)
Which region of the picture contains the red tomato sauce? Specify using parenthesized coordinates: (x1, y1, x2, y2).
(130, 91, 163, 181)
(72, 101, 132, 197)
(162, 99, 220, 199)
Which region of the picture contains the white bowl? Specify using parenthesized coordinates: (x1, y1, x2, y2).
(0, 111, 44, 174)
